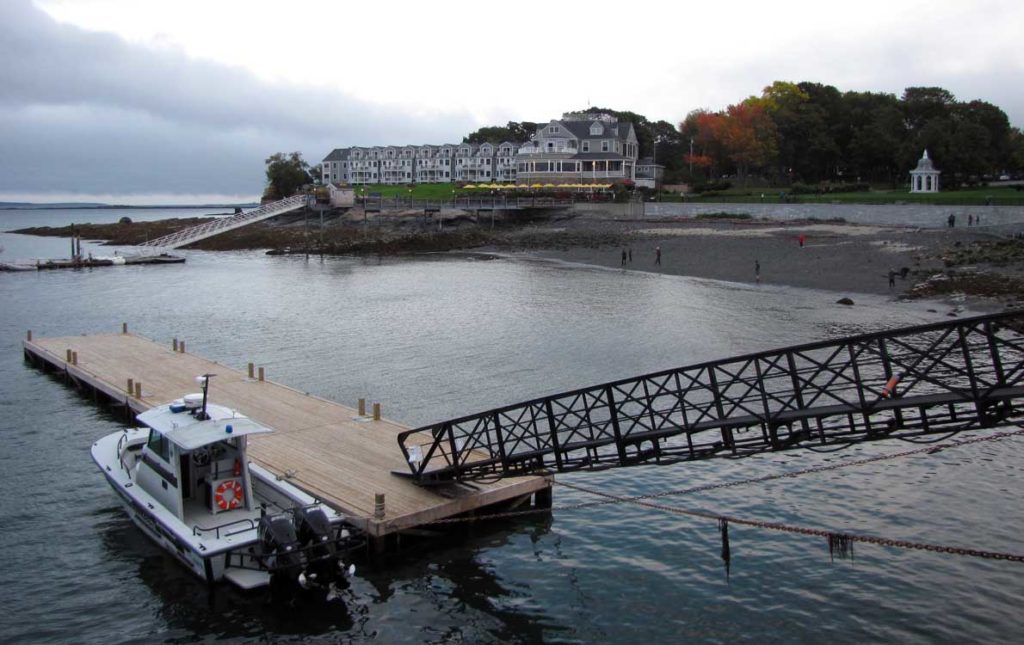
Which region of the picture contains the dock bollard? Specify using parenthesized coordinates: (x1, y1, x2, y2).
(258, 367, 265, 382)
(71, 351, 78, 366)
(358, 398, 366, 416)
(172, 338, 178, 352)
(122, 322, 128, 334)
(372, 402, 381, 421)
(127, 378, 134, 394)
(134, 382, 142, 399)
(374, 493, 386, 519)
(248, 363, 254, 379)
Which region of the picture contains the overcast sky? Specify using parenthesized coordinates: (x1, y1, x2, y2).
(2, 0, 1022, 204)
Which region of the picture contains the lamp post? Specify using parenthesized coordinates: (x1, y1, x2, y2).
(689, 137, 694, 176)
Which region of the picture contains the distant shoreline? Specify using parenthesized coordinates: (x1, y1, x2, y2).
(0, 203, 258, 211)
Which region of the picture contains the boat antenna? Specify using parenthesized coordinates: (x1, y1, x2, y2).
(197, 373, 215, 420)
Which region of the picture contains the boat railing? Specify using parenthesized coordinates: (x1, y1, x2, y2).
(192, 517, 257, 539)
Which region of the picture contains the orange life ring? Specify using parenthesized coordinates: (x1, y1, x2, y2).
(214, 479, 242, 510)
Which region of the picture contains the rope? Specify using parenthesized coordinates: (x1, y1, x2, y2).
(421, 427, 1024, 563)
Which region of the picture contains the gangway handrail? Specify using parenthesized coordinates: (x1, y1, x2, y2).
(137, 195, 308, 250)
(396, 311, 1024, 484)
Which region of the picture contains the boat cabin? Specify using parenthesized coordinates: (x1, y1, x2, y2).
(134, 393, 272, 523)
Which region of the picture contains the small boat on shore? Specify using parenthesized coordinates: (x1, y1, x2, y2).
(92, 375, 363, 593)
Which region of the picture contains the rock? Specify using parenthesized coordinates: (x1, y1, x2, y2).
(118, 216, 132, 224)
(836, 297, 854, 306)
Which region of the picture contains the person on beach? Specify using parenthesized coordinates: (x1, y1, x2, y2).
(621, 249, 627, 265)
(968, 214, 974, 226)
(798, 234, 806, 248)
(888, 269, 896, 288)
(628, 247, 632, 262)
(655, 246, 661, 265)
(948, 214, 955, 228)
(755, 259, 761, 283)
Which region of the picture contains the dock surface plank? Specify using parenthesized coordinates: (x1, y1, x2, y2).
(25, 332, 549, 536)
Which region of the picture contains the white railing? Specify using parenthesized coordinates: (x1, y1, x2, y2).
(136, 194, 308, 250)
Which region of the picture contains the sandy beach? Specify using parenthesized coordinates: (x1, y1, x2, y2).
(493, 214, 1021, 307)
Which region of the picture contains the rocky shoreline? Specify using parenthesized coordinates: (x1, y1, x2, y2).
(12, 209, 1024, 310)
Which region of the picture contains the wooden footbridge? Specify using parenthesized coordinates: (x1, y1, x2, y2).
(397, 311, 1024, 483)
(136, 195, 309, 250)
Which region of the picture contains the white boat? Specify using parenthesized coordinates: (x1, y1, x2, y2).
(92, 375, 363, 592)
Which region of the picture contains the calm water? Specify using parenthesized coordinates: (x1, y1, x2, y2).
(1, 209, 1022, 644)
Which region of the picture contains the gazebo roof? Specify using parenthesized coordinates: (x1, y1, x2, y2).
(913, 149, 938, 173)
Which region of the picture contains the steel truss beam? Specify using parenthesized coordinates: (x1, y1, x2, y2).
(396, 312, 1024, 484)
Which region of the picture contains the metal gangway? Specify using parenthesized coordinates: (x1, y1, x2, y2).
(136, 195, 309, 250)
(397, 311, 1024, 484)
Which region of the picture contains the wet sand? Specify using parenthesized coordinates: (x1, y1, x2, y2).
(503, 216, 1001, 300)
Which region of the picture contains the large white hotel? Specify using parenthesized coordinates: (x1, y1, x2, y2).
(322, 113, 640, 187)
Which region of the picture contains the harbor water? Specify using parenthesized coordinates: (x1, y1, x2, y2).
(1, 207, 1022, 643)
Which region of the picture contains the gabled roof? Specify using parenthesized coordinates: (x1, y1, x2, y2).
(323, 148, 350, 162)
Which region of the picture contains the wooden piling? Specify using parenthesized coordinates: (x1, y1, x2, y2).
(134, 382, 142, 399)
(374, 493, 386, 519)
(358, 398, 366, 416)
(373, 402, 381, 421)
(172, 338, 178, 352)
(122, 322, 128, 334)
(66, 349, 72, 362)
(127, 378, 134, 394)
(258, 366, 265, 382)
(248, 362, 255, 379)
(26, 330, 32, 342)
(71, 351, 78, 366)
(179, 340, 185, 353)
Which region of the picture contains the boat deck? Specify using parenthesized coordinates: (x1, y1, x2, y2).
(24, 330, 551, 538)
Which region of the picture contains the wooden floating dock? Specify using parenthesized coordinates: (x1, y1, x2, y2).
(2, 254, 185, 272)
(22, 328, 552, 541)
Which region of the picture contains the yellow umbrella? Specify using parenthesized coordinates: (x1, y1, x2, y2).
(530, 183, 544, 189)
(543, 183, 555, 188)
(464, 184, 477, 189)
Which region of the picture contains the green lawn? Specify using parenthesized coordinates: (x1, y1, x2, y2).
(663, 185, 1024, 206)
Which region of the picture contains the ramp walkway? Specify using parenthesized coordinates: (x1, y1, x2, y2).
(137, 195, 308, 250)
(398, 311, 1024, 483)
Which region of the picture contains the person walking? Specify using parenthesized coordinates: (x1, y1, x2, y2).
(888, 269, 896, 288)
(755, 259, 761, 283)
(655, 246, 661, 266)
(798, 234, 806, 248)
(621, 249, 627, 266)
(948, 213, 956, 228)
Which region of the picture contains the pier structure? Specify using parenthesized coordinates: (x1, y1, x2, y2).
(22, 328, 552, 545)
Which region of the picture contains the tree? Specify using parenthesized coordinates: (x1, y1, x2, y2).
(264, 152, 311, 199)
(464, 121, 536, 144)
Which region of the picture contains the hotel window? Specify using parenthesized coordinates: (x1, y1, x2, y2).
(582, 141, 590, 152)
(601, 141, 609, 152)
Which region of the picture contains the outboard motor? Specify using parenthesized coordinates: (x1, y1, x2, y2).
(258, 514, 302, 596)
(294, 507, 347, 590)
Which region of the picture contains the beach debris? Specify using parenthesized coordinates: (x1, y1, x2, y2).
(828, 533, 854, 561)
(836, 297, 854, 306)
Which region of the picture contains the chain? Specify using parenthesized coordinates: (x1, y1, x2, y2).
(420, 427, 1024, 562)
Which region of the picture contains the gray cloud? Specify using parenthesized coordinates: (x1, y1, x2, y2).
(0, 1, 474, 200)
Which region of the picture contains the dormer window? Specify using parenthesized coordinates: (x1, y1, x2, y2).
(548, 125, 559, 134)
(590, 122, 604, 136)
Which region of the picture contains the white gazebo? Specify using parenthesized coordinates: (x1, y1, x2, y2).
(909, 149, 940, 193)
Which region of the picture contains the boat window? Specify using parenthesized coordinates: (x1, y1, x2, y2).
(146, 428, 170, 462)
